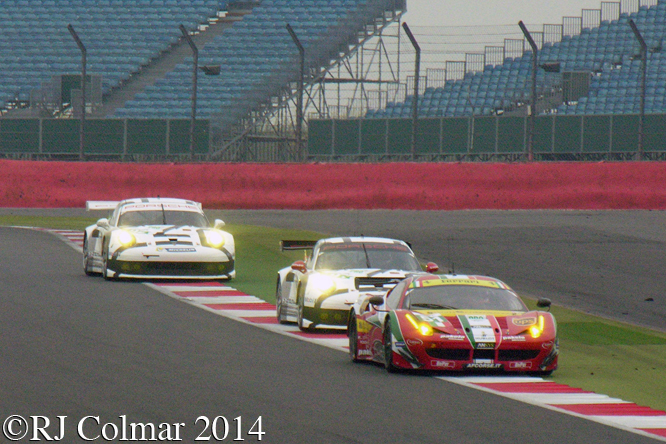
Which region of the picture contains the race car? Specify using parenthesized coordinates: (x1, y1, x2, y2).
(82, 197, 235, 280)
(275, 236, 438, 330)
(348, 273, 558, 374)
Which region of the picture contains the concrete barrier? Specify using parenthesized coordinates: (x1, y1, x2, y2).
(2, 159, 666, 210)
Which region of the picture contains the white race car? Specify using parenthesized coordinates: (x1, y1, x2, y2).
(83, 197, 235, 280)
(276, 236, 438, 330)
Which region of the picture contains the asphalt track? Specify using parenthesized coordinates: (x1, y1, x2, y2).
(1, 210, 664, 443)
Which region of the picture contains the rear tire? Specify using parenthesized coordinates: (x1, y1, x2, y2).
(348, 311, 360, 363)
(383, 322, 398, 373)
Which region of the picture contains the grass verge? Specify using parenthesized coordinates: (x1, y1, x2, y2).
(3, 216, 666, 412)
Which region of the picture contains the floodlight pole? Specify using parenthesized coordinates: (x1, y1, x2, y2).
(402, 22, 420, 160)
(180, 24, 198, 161)
(287, 24, 305, 161)
(629, 19, 647, 160)
(519, 21, 537, 162)
(68, 24, 86, 161)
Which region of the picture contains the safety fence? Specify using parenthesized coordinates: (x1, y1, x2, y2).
(0, 119, 209, 160)
(307, 114, 666, 161)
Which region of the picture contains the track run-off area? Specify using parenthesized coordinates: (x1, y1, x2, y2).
(30, 226, 666, 442)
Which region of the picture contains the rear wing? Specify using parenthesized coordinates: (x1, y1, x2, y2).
(280, 240, 318, 252)
(86, 201, 119, 211)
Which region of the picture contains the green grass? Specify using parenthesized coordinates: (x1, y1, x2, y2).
(525, 299, 666, 412)
(3, 215, 666, 412)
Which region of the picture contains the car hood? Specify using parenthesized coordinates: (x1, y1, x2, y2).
(121, 225, 203, 243)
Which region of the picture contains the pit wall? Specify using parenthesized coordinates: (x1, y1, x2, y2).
(1, 159, 666, 210)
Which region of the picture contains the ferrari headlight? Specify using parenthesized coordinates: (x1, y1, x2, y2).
(528, 315, 545, 339)
(117, 230, 136, 247)
(201, 230, 225, 248)
(309, 274, 336, 294)
(406, 314, 434, 336)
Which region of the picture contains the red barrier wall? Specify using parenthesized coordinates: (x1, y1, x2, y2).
(1, 159, 666, 210)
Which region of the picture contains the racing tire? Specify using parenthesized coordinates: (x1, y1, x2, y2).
(297, 298, 311, 332)
(276, 279, 289, 324)
(82, 237, 96, 277)
(348, 311, 361, 363)
(101, 241, 114, 281)
(383, 322, 398, 373)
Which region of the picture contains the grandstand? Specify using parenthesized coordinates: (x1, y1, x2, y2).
(0, 0, 664, 161)
(369, 0, 666, 118)
(0, 0, 405, 160)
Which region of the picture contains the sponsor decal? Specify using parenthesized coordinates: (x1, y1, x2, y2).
(465, 363, 503, 369)
(165, 248, 196, 253)
(406, 338, 423, 346)
(430, 360, 456, 369)
(356, 319, 374, 334)
(395, 341, 406, 348)
(509, 362, 533, 369)
(475, 342, 495, 349)
(416, 278, 501, 289)
(440, 334, 465, 341)
(513, 317, 537, 326)
(503, 336, 527, 342)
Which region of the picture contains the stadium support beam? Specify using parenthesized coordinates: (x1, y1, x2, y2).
(286, 24, 305, 161)
(180, 24, 198, 161)
(629, 19, 647, 160)
(519, 21, 537, 162)
(67, 24, 86, 161)
(402, 22, 420, 160)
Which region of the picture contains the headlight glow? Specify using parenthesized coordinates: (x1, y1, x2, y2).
(309, 274, 336, 294)
(406, 314, 434, 336)
(528, 315, 545, 338)
(203, 230, 225, 248)
(117, 230, 136, 247)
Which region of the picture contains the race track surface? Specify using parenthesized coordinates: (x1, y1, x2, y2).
(1, 222, 663, 443)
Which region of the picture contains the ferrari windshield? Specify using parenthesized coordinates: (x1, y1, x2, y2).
(314, 242, 421, 271)
(118, 210, 208, 227)
(403, 285, 528, 312)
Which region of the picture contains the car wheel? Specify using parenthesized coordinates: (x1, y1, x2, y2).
(383, 322, 398, 373)
(348, 311, 360, 363)
(297, 298, 311, 332)
(101, 241, 114, 281)
(82, 237, 96, 277)
(276, 279, 288, 324)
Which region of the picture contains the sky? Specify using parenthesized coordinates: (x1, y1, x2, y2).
(401, 0, 622, 29)
(395, 0, 639, 70)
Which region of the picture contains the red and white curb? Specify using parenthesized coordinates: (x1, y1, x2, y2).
(442, 377, 666, 441)
(45, 228, 666, 442)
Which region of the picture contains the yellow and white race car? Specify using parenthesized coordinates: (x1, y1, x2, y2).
(83, 197, 235, 280)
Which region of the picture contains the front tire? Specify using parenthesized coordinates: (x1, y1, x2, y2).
(383, 322, 398, 373)
(348, 311, 360, 363)
(297, 298, 311, 332)
(101, 241, 114, 281)
(276, 279, 289, 324)
(82, 237, 96, 276)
